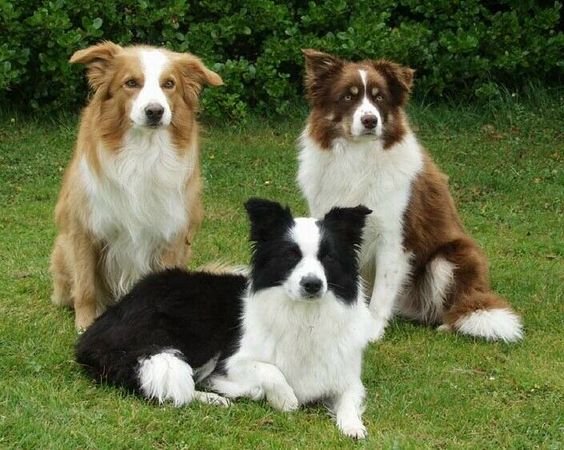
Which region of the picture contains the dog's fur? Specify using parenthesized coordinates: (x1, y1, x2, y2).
(50, 42, 222, 331)
(297, 50, 523, 342)
(76, 198, 375, 438)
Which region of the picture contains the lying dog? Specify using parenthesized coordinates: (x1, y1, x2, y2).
(298, 50, 523, 342)
(50, 42, 222, 331)
(76, 198, 375, 438)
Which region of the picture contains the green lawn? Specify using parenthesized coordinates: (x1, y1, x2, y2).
(0, 96, 562, 449)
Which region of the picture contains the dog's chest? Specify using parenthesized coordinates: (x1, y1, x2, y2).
(298, 133, 423, 218)
(81, 132, 193, 291)
(243, 294, 372, 401)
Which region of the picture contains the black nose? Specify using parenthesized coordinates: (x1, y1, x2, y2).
(300, 276, 323, 296)
(145, 103, 164, 123)
(361, 114, 378, 129)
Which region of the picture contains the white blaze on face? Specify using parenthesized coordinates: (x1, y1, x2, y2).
(130, 50, 173, 128)
(351, 69, 383, 138)
(284, 218, 327, 300)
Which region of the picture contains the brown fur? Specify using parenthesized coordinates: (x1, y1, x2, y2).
(303, 49, 413, 149)
(301, 50, 521, 339)
(402, 155, 514, 328)
(50, 42, 222, 330)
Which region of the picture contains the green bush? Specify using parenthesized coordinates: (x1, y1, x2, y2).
(1, 0, 562, 120)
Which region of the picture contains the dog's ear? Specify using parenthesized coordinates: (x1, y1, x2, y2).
(371, 60, 415, 107)
(302, 49, 343, 102)
(322, 205, 372, 247)
(70, 41, 122, 91)
(245, 198, 294, 242)
(175, 53, 223, 102)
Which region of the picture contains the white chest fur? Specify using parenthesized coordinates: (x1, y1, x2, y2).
(81, 129, 193, 296)
(231, 287, 374, 403)
(297, 131, 423, 265)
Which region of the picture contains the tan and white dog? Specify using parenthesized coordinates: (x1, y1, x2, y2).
(50, 42, 223, 331)
(298, 50, 523, 342)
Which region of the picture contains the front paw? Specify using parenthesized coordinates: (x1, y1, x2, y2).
(266, 384, 299, 412)
(338, 420, 367, 439)
(368, 316, 387, 342)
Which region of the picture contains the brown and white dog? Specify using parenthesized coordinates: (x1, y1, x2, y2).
(297, 50, 523, 342)
(50, 42, 223, 331)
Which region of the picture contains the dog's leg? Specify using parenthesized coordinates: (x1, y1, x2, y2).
(211, 360, 299, 412)
(69, 230, 101, 332)
(331, 381, 366, 439)
(50, 234, 73, 307)
(368, 238, 411, 341)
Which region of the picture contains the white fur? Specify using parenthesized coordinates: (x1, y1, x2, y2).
(351, 69, 382, 138)
(454, 308, 523, 342)
(138, 350, 195, 406)
(398, 257, 455, 324)
(284, 218, 327, 300)
(298, 129, 423, 340)
(210, 281, 375, 438)
(81, 129, 193, 297)
(130, 50, 172, 127)
(137, 350, 230, 407)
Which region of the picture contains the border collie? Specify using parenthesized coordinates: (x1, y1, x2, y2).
(297, 50, 523, 342)
(49, 41, 223, 331)
(76, 198, 375, 439)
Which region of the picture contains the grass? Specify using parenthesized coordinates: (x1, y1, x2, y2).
(0, 93, 563, 449)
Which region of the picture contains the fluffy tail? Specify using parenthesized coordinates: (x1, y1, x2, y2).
(444, 291, 523, 342)
(76, 341, 196, 406)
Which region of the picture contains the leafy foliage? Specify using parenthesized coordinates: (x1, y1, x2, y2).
(1, 0, 562, 119)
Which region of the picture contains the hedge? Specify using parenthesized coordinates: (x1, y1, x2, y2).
(1, 0, 562, 120)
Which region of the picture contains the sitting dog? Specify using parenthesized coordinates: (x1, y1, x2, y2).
(49, 41, 223, 331)
(76, 198, 375, 438)
(297, 50, 523, 342)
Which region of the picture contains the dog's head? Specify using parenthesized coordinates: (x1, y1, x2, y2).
(70, 42, 223, 134)
(245, 198, 371, 304)
(302, 49, 414, 149)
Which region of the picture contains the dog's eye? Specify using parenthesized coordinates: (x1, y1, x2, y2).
(163, 80, 175, 89)
(375, 94, 383, 102)
(125, 79, 138, 88)
(344, 94, 353, 101)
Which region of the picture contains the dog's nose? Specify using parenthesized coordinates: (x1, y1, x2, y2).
(145, 103, 164, 123)
(361, 114, 378, 130)
(300, 276, 323, 296)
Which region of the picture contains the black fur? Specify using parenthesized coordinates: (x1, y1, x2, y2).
(75, 198, 370, 400)
(76, 268, 246, 393)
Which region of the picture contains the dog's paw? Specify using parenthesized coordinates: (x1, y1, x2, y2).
(266, 384, 299, 412)
(368, 316, 387, 342)
(436, 323, 452, 333)
(338, 420, 367, 439)
(194, 391, 231, 407)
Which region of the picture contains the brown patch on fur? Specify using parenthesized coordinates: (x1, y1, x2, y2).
(302, 50, 412, 149)
(51, 42, 221, 330)
(301, 50, 520, 336)
(401, 155, 516, 325)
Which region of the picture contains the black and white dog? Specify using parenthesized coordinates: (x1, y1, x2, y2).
(76, 198, 375, 438)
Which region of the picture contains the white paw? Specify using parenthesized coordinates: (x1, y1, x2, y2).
(368, 316, 387, 342)
(436, 323, 452, 333)
(267, 384, 299, 412)
(194, 391, 231, 407)
(338, 421, 367, 439)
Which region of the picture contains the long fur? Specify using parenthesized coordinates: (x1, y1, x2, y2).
(76, 198, 375, 438)
(297, 50, 523, 342)
(49, 42, 223, 330)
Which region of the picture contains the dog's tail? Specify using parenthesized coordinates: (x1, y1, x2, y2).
(443, 291, 523, 342)
(76, 341, 196, 406)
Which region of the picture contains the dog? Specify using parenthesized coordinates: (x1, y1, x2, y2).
(76, 198, 375, 439)
(49, 41, 223, 331)
(297, 50, 523, 342)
